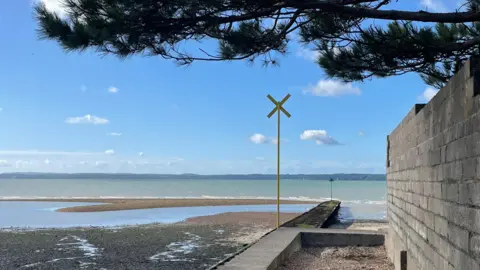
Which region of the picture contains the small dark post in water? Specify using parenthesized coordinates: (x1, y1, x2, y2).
(329, 178, 334, 200)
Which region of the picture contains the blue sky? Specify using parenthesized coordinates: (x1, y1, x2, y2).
(0, 0, 460, 174)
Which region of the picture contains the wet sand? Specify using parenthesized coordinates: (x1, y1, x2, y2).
(1, 211, 299, 270)
(2, 198, 318, 212)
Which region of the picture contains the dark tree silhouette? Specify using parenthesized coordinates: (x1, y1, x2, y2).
(34, 0, 480, 88)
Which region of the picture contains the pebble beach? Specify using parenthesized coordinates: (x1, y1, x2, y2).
(0, 212, 300, 270)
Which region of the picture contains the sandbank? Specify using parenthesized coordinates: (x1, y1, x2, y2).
(1, 198, 318, 212)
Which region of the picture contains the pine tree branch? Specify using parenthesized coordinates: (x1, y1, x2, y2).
(294, 1, 480, 23)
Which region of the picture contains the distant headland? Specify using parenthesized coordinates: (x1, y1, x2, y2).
(0, 173, 386, 181)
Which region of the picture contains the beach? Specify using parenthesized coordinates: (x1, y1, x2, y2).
(0, 178, 387, 269)
(0, 211, 300, 270)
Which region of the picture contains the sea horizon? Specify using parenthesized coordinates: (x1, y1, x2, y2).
(0, 172, 386, 181)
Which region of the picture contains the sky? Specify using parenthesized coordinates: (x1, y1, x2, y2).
(0, 0, 463, 174)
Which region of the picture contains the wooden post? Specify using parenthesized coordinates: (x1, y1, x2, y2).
(400, 250, 407, 270)
(267, 94, 291, 229)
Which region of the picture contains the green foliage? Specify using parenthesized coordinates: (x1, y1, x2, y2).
(34, 0, 480, 88)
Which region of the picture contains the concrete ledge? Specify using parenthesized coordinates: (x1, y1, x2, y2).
(217, 228, 386, 270)
(210, 201, 341, 269)
(217, 228, 301, 270)
(281, 200, 341, 228)
(301, 229, 385, 247)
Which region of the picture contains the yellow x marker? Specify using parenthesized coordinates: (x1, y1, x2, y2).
(267, 94, 291, 118)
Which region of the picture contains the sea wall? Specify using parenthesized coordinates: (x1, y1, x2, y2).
(386, 58, 480, 270)
(281, 200, 340, 228)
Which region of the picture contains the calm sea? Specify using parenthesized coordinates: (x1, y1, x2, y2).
(0, 178, 386, 203)
(0, 179, 387, 226)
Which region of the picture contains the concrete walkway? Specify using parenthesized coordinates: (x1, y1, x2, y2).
(217, 228, 385, 270)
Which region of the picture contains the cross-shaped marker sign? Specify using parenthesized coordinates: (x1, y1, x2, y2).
(266, 93, 291, 229)
(267, 94, 291, 118)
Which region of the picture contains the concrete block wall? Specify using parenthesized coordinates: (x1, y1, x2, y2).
(386, 58, 480, 270)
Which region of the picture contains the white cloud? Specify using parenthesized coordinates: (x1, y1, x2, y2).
(15, 160, 31, 168)
(0, 160, 11, 167)
(65, 114, 109, 125)
(108, 86, 119, 93)
(104, 149, 115, 155)
(420, 0, 448, 12)
(0, 150, 104, 156)
(303, 79, 361, 97)
(95, 161, 108, 168)
(250, 134, 285, 144)
(418, 87, 439, 102)
(358, 131, 365, 136)
(250, 134, 267, 144)
(35, 0, 68, 17)
(271, 138, 288, 144)
(138, 152, 144, 157)
(0, 150, 385, 174)
(296, 48, 320, 61)
(300, 130, 341, 145)
(296, 47, 340, 62)
(108, 132, 122, 136)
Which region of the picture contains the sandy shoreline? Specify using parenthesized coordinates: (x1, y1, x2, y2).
(1, 198, 318, 212)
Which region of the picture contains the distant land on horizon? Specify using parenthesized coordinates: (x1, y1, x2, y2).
(0, 173, 386, 181)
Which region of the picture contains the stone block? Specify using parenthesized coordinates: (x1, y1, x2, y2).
(470, 234, 480, 259)
(412, 194, 420, 207)
(420, 195, 429, 210)
(423, 211, 435, 230)
(465, 114, 476, 136)
(475, 158, 480, 181)
(416, 154, 424, 167)
(445, 126, 456, 145)
(447, 223, 470, 252)
(445, 99, 456, 130)
(455, 138, 467, 160)
(463, 157, 477, 180)
(455, 122, 466, 140)
(432, 252, 450, 270)
(446, 142, 456, 162)
(448, 247, 480, 270)
(435, 215, 449, 238)
(424, 182, 433, 197)
(464, 132, 480, 158)
(430, 148, 442, 166)
(437, 164, 445, 182)
(433, 133, 444, 149)
(442, 183, 459, 203)
(429, 197, 445, 217)
(474, 113, 480, 134)
(417, 220, 428, 240)
(449, 205, 480, 234)
(428, 228, 450, 259)
(443, 161, 463, 181)
(440, 145, 447, 164)
(459, 182, 480, 206)
(432, 183, 442, 199)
